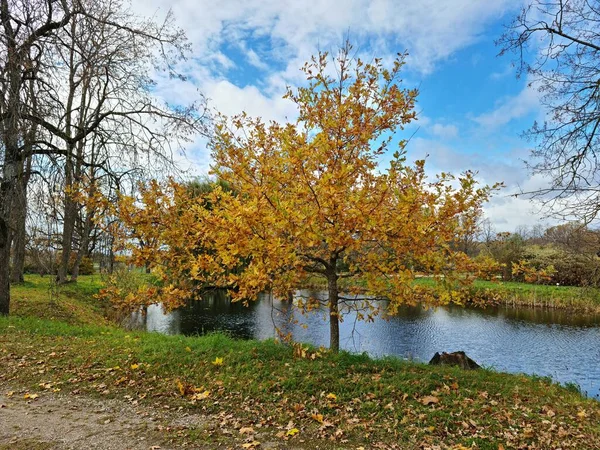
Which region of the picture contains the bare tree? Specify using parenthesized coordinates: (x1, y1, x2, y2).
(499, 0, 600, 223)
(1, 0, 77, 315)
(0, 0, 207, 314)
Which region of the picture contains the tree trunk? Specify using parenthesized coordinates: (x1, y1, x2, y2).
(71, 212, 92, 281)
(0, 135, 19, 313)
(10, 155, 31, 284)
(0, 0, 23, 314)
(57, 17, 79, 284)
(327, 270, 340, 353)
(57, 156, 76, 284)
(0, 218, 10, 315)
(10, 190, 26, 283)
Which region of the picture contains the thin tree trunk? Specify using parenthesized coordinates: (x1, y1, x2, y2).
(57, 155, 76, 284)
(10, 182, 26, 283)
(0, 217, 10, 315)
(57, 18, 79, 284)
(327, 269, 340, 353)
(10, 155, 32, 284)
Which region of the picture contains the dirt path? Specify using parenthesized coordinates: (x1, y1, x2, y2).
(0, 392, 205, 449)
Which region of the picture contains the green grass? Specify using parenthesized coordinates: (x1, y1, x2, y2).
(1, 316, 599, 448)
(1, 276, 600, 448)
(416, 278, 600, 312)
(10, 274, 111, 325)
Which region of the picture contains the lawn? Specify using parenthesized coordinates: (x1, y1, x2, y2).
(1, 275, 599, 448)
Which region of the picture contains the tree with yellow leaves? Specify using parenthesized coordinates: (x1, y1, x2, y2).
(113, 43, 497, 352)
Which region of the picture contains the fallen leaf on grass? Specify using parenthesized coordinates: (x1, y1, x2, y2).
(419, 396, 439, 405)
(114, 376, 128, 385)
(239, 427, 255, 435)
(241, 441, 260, 448)
(176, 380, 185, 396)
(326, 393, 337, 401)
(23, 393, 39, 400)
(190, 390, 210, 401)
(286, 428, 299, 437)
(212, 357, 224, 366)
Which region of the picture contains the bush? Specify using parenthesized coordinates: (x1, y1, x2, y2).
(527, 246, 600, 287)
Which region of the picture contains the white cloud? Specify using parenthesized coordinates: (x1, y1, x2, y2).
(246, 49, 269, 71)
(202, 79, 297, 123)
(430, 123, 458, 140)
(406, 137, 557, 231)
(132, 0, 522, 77)
(472, 78, 542, 129)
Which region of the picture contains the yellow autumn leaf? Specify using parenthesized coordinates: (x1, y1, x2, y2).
(312, 413, 324, 423)
(286, 428, 299, 437)
(23, 393, 39, 400)
(241, 442, 261, 449)
(185, 346, 192, 352)
(212, 357, 224, 366)
(326, 393, 337, 401)
(176, 379, 186, 396)
(130, 363, 139, 370)
(190, 390, 210, 400)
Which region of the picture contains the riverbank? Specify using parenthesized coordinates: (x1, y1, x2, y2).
(2, 276, 600, 448)
(417, 278, 600, 313)
(325, 275, 600, 314)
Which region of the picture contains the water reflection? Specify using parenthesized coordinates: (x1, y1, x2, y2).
(128, 290, 600, 398)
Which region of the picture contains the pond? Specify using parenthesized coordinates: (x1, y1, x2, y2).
(128, 289, 600, 398)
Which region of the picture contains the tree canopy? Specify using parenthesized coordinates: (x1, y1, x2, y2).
(113, 44, 497, 351)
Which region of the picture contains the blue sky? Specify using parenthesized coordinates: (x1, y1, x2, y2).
(132, 0, 553, 231)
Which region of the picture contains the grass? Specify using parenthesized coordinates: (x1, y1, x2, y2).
(472, 279, 600, 309)
(2, 316, 600, 448)
(413, 278, 600, 312)
(10, 274, 110, 325)
(1, 275, 600, 448)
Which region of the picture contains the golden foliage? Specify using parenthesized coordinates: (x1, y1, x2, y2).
(108, 44, 500, 336)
